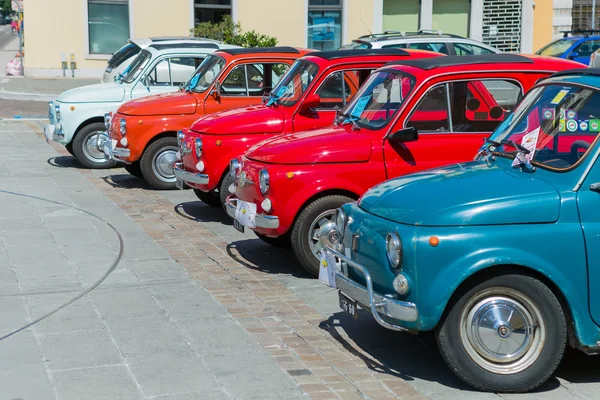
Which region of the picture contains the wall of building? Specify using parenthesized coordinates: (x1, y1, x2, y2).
(382, 0, 419, 32)
(346, 0, 374, 40)
(132, 0, 190, 38)
(533, 0, 554, 51)
(236, 0, 306, 46)
(432, 0, 470, 36)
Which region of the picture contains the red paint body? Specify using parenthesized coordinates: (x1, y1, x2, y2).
(178, 50, 440, 192)
(108, 48, 311, 163)
(231, 56, 584, 238)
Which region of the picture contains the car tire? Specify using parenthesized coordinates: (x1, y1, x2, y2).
(436, 273, 566, 393)
(140, 136, 179, 190)
(193, 189, 220, 207)
(255, 232, 291, 247)
(123, 161, 143, 179)
(219, 172, 235, 212)
(72, 123, 116, 169)
(65, 142, 74, 156)
(291, 195, 353, 276)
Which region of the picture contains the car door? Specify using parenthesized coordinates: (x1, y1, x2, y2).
(131, 55, 205, 99)
(292, 68, 372, 132)
(202, 61, 291, 115)
(382, 75, 524, 179)
(568, 40, 599, 65)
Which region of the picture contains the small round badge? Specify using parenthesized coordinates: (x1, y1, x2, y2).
(580, 120, 589, 131)
(567, 119, 578, 132)
(567, 110, 577, 119)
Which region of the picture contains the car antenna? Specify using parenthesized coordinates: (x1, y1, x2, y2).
(360, 17, 372, 36)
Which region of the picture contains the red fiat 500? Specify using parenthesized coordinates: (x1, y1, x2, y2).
(173, 49, 441, 207)
(227, 54, 584, 275)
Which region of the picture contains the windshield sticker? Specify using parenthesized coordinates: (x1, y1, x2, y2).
(551, 89, 570, 105)
(542, 108, 555, 119)
(591, 119, 600, 131)
(559, 119, 566, 132)
(566, 119, 578, 132)
(512, 127, 540, 167)
(566, 109, 577, 119)
(350, 95, 372, 118)
(559, 109, 565, 119)
(276, 84, 290, 97)
(579, 120, 589, 131)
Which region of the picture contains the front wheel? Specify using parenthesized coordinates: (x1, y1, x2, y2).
(193, 189, 220, 207)
(123, 161, 143, 179)
(291, 195, 353, 276)
(219, 172, 234, 212)
(140, 136, 179, 190)
(436, 273, 566, 393)
(72, 123, 116, 169)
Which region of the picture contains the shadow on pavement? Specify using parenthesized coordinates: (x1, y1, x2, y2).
(102, 174, 152, 190)
(318, 310, 570, 394)
(47, 156, 84, 169)
(556, 348, 600, 384)
(226, 239, 312, 279)
(175, 201, 232, 224)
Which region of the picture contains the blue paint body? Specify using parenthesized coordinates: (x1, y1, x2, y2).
(536, 35, 600, 66)
(340, 71, 600, 350)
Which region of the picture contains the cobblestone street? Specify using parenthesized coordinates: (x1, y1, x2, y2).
(0, 120, 599, 399)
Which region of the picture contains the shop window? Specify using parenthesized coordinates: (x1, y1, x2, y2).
(88, 0, 130, 55)
(194, 0, 231, 24)
(308, 0, 342, 51)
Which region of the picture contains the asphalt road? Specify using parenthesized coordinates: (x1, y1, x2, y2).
(0, 100, 47, 118)
(0, 25, 13, 50)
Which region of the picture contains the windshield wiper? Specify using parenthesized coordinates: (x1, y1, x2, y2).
(500, 139, 536, 172)
(500, 139, 530, 155)
(264, 92, 280, 107)
(338, 111, 360, 130)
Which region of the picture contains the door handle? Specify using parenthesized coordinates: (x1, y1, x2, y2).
(590, 183, 600, 193)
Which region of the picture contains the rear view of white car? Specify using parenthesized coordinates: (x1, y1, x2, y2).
(45, 41, 239, 169)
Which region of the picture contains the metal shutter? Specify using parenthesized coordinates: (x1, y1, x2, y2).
(482, 0, 523, 53)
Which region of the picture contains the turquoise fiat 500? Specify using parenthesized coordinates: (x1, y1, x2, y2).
(323, 68, 600, 392)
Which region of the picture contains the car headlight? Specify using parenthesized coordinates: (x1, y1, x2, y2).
(335, 208, 346, 239)
(229, 159, 240, 180)
(259, 169, 269, 194)
(48, 101, 54, 120)
(54, 104, 61, 122)
(119, 118, 126, 136)
(104, 113, 112, 131)
(386, 232, 402, 268)
(177, 130, 185, 147)
(195, 138, 202, 158)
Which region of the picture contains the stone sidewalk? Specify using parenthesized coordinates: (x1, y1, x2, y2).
(1, 120, 599, 400)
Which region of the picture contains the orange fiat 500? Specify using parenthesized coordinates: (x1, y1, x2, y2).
(103, 47, 310, 189)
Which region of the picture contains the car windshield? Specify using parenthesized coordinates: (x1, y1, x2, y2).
(122, 50, 152, 83)
(185, 54, 226, 93)
(266, 60, 319, 107)
(536, 39, 574, 57)
(339, 70, 415, 129)
(108, 42, 140, 69)
(487, 83, 600, 170)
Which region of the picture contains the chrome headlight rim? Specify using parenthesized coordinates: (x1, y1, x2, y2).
(48, 101, 54, 120)
(195, 138, 202, 158)
(54, 103, 61, 121)
(229, 159, 240, 180)
(177, 130, 185, 147)
(119, 118, 126, 136)
(258, 169, 269, 195)
(386, 232, 402, 269)
(335, 208, 346, 239)
(104, 113, 112, 131)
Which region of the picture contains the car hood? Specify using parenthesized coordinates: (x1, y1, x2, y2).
(246, 126, 371, 164)
(359, 161, 561, 226)
(57, 83, 125, 103)
(119, 92, 197, 116)
(191, 105, 285, 135)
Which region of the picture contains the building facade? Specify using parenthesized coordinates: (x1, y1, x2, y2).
(24, 0, 572, 78)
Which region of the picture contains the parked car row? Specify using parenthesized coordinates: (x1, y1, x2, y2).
(45, 35, 600, 393)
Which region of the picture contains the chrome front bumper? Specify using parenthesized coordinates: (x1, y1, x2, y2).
(44, 123, 64, 141)
(102, 137, 130, 161)
(225, 196, 280, 229)
(326, 248, 418, 331)
(173, 162, 209, 185)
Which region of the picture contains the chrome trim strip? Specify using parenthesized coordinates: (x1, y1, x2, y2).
(112, 147, 131, 160)
(327, 248, 418, 330)
(225, 196, 280, 229)
(173, 162, 209, 185)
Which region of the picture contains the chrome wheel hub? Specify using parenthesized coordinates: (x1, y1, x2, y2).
(83, 131, 108, 163)
(152, 146, 178, 183)
(308, 210, 336, 260)
(460, 288, 545, 375)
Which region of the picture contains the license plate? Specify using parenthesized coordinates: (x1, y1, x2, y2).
(176, 178, 184, 190)
(339, 291, 357, 318)
(234, 200, 257, 229)
(233, 218, 245, 233)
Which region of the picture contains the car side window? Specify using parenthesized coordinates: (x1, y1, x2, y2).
(221, 63, 290, 97)
(573, 40, 600, 57)
(147, 59, 171, 86)
(453, 43, 494, 55)
(169, 57, 204, 87)
(315, 69, 372, 110)
(408, 42, 449, 55)
(407, 84, 450, 132)
(381, 43, 407, 49)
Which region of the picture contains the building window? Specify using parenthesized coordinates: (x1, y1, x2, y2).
(88, 0, 130, 55)
(194, 0, 231, 24)
(308, 0, 342, 51)
(572, 0, 600, 30)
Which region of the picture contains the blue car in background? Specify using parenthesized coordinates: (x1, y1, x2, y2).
(536, 30, 600, 65)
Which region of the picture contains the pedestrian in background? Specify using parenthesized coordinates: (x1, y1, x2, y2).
(10, 19, 16, 34)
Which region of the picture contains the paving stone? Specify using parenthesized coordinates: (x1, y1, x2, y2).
(91, 287, 164, 320)
(0, 297, 28, 330)
(52, 365, 142, 400)
(14, 261, 80, 290)
(126, 258, 189, 282)
(149, 389, 234, 400)
(150, 282, 228, 320)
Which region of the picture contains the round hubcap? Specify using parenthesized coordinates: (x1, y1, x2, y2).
(151, 146, 178, 183)
(83, 131, 108, 163)
(460, 288, 545, 374)
(308, 210, 337, 260)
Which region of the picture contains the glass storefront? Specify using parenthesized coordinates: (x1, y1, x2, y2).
(88, 0, 130, 55)
(307, 0, 342, 51)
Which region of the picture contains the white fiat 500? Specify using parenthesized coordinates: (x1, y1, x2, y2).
(45, 41, 238, 168)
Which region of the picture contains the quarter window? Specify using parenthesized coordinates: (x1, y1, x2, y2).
(407, 42, 449, 55)
(221, 63, 290, 97)
(453, 43, 494, 55)
(194, 0, 231, 24)
(308, 0, 342, 51)
(88, 0, 130, 55)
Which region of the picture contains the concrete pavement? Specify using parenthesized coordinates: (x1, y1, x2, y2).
(0, 119, 599, 399)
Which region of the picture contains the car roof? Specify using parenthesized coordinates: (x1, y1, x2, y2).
(550, 68, 600, 79)
(385, 54, 532, 70)
(306, 48, 410, 60)
(148, 42, 222, 51)
(543, 68, 600, 88)
(217, 46, 305, 56)
(130, 37, 223, 48)
(357, 30, 463, 42)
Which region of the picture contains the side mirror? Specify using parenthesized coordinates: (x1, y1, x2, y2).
(569, 52, 580, 60)
(210, 81, 221, 102)
(300, 93, 320, 113)
(388, 127, 418, 144)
